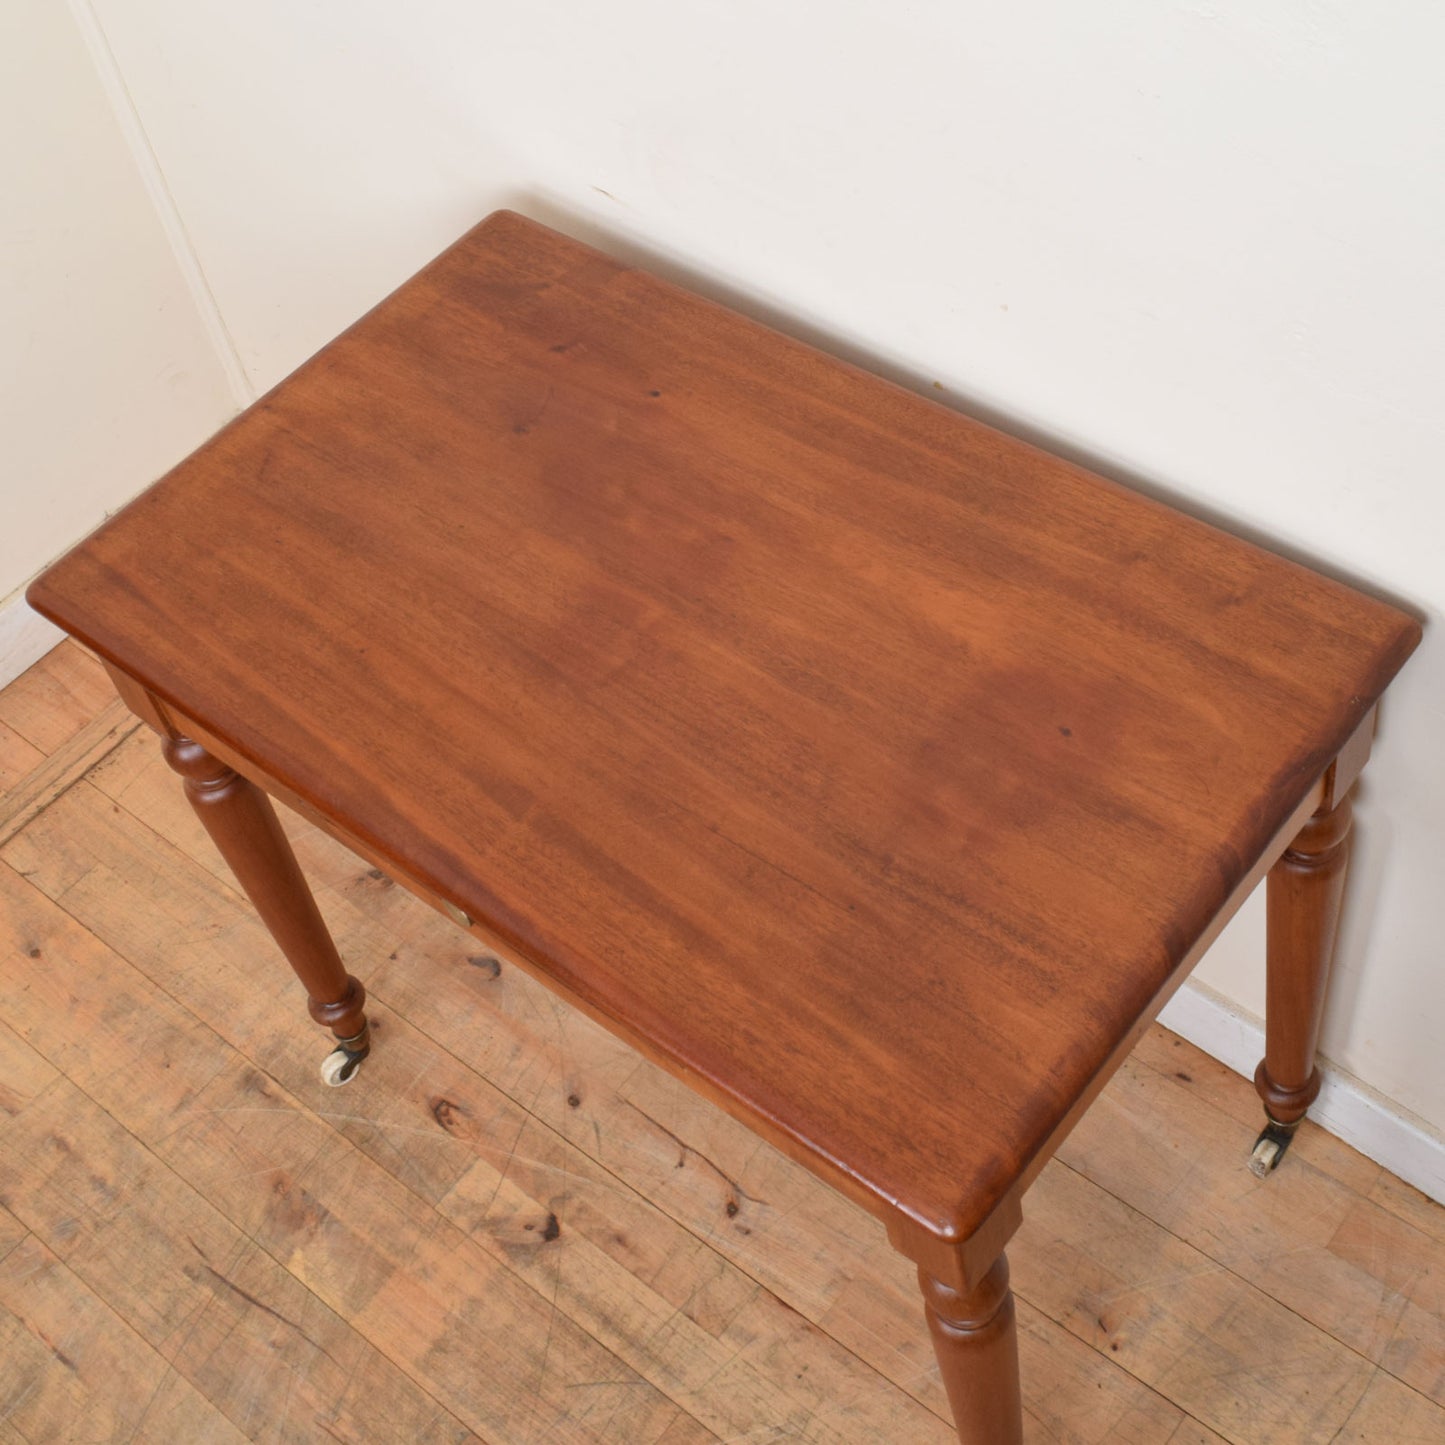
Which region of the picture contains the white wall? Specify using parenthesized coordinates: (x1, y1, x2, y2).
(32, 3, 1445, 1178)
(0, 0, 240, 684)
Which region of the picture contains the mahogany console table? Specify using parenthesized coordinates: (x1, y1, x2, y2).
(29, 212, 1420, 1442)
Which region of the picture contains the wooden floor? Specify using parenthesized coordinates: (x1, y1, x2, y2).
(1, 643, 1444, 1444)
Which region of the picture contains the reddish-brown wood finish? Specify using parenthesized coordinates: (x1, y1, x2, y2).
(162, 735, 369, 1050)
(1255, 791, 1354, 1126)
(27, 211, 1421, 1266)
(919, 1258, 1023, 1444)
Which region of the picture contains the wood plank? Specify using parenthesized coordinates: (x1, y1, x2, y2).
(0, 719, 43, 796)
(0, 1077, 483, 1445)
(1059, 1036, 1445, 1408)
(0, 639, 116, 756)
(86, 727, 208, 855)
(0, 1016, 59, 1123)
(0, 695, 139, 847)
(159, 1057, 719, 1445)
(1161, 1425, 1230, 1445)
(435, 1108, 953, 1441)
(1369, 1170, 1445, 1251)
(0, 856, 714, 1443)
(0, 1204, 25, 1265)
(0, 1232, 249, 1443)
(1016, 1160, 1378, 1442)
(1333, 1367, 1445, 1442)
(1328, 1195, 1445, 1403)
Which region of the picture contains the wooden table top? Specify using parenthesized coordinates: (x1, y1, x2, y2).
(30, 211, 1419, 1250)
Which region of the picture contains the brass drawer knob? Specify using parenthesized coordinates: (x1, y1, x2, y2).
(441, 899, 473, 929)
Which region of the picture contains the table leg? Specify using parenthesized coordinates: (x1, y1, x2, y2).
(162, 735, 371, 1085)
(1251, 788, 1353, 1174)
(919, 1255, 1023, 1444)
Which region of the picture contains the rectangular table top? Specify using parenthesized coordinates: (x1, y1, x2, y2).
(30, 211, 1420, 1248)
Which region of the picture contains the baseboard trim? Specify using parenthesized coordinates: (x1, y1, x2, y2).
(0, 589, 65, 690)
(1159, 979, 1445, 1205)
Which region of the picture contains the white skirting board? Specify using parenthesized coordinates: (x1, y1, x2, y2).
(0, 588, 64, 691)
(1159, 978, 1445, 1205)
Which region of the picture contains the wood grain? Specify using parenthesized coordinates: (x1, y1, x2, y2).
(27, 211, 1421, 1260)
(0, 694, 138, 847)
(0, 1018, 58, 1124)
(0, 857, 704, 1443)
(0, 640, 115, 755)
(0, 719, 43, 796)
(161, 733, 370, 1048)
(0, 1233, 250, 1443)
(0, 1079, 481, 1444)
(1258, 793, 1353, 1125)
(920, 1257, 1023, 1443)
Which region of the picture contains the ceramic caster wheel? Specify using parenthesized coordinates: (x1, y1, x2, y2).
(1248, 1120, 1296, 1178)
(320, 1042, 368, 1087)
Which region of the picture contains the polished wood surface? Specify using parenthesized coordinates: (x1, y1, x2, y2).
(161, 733, 370, 1052)
(920, 1258, 1023, 1444)
(27, 211, 1420, 1259)
(1257, 791, 1354, 1127)
(3, 648, 1444, 1442)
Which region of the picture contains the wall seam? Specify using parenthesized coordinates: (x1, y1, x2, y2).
(65, 0, 255, 407)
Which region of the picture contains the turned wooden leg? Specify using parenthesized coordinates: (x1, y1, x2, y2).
(919, 1256, 1023, 1445)
(1251, 789, 1353, 1173)
(162, 735, 371, 1083)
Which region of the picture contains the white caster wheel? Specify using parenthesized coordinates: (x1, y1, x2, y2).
(1248, 1136, 1280, 1178)
(1248, 1120, 1295, 1178)
(321, 1043, 367, 1087)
